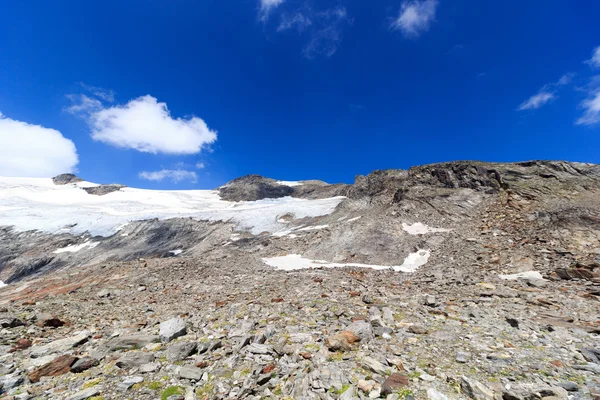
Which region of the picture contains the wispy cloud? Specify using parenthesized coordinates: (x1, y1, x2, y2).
(585, 46, 600, 69)
(518, 91, 556, 111)
(576, 76, 600, 126)
(391, 0, 438, 38)
(78, 83, 115, 103)
(303, 8, 351, 58)
(262, 1, 351, 58)
(139, 169, 198, 183)
(517, 73, 575, 111)
(260, 0, 285, 21)
(277, 12, 312, 32)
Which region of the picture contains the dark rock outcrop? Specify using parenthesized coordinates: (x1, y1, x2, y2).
(82, 184, 125, 196)
(52, 174, 83, 185)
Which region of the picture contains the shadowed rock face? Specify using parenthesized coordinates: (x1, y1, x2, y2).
(52, 174, 83, 185)
(218, 174, 348, 201)
(218, 175, 295, 201)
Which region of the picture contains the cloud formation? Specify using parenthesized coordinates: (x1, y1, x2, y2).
(139, 169, 198, 183)
(518, 73, 574, 111)
(0, 112, 78, 177)
(274, 6, 351, 58)
(303, 8, 351, 58)
(70, 94, 217, 154)
(518, 91, 556, 111)
(586, 46, 600, 69)
(391, 0, 438, 38)
(260, 0, 284, 20)
(576, 77, 600, 126)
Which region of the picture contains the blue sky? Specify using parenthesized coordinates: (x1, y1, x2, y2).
(1, 0, 599, 189)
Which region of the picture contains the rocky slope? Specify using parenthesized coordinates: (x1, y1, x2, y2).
(0, 160, 599, 400)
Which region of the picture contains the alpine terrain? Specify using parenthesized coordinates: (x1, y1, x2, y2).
(1, 160, 599, 400)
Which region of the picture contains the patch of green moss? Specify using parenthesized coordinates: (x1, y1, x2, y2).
(88, 397, 104, 400)
(396, 388, 414, 399)
(147, 381, 163, 390)
(161, 386, 185, 400)
(327, 352, 345, 362)
(83, 378, 104, 389)
(332, 384, 351, 395)
(195, 382, 215, 398)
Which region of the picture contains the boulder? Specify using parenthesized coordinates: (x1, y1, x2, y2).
(116, 352, 156, 369)
(29, 354, 78, 382)
(159, 318, 187, 343)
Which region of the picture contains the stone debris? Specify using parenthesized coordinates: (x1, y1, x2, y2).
(0, 161, 599, 399)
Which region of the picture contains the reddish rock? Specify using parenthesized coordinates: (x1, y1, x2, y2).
(195, 360, 210, 368)
(349, 291, 361, 297)
(325, 330, 360, 351)
(313, 278, 323, 283)
(10, 338, 32, 352)
(321, 294, 329, 298)
(382, 373, 409, 395)
(215, 301, 227, 307)
(29, 355, 78, 382)
(262, 364, 276, 374)
(271, 298, 284, 303)
(36, 313, 66, 328)
(550, 360, 565, 368)
(300, 352, 313, 359)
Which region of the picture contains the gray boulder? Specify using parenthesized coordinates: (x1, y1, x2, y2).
(159, 318, 187, 343)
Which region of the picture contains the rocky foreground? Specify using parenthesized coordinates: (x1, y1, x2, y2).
(0, 160, 599, 399)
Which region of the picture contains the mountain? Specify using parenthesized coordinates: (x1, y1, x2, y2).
(0, 160, 599, 399)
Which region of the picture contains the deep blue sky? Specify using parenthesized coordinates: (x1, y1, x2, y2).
(1, 0, 599, 189)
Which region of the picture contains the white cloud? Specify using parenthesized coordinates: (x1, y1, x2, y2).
(260, 0, 284, 20)
(586, 46, 600, 69)
(195, 162, 206, 169)
(518, 91, 556, 111)
(88, 95, 217, 154)
(0, 112, 78, 177)
(391, 0, 438, 38)
(576, 89, 600, 125)
(517, 73, 575, 111)
(139, 169, 198, 183)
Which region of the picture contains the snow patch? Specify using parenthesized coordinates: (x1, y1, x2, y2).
(392, 250, 431, 272)
(169, 249, 183, 256)
(0, 281, 6, 288)
(276, 181, 303, 187)
(54, 241, 99, 254)
(0, 177, 344, 236)
(347, 216, 362, 223)
(297, 224, 329, 231)
(402, 222, 452, 235)
(263, 249, 431, 273)
(498, 271, 544, 280)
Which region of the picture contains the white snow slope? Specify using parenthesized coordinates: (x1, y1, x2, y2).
(0, 177, 344, 237)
